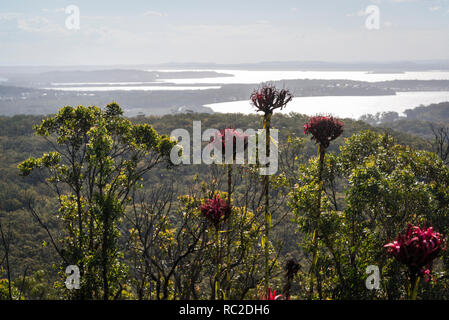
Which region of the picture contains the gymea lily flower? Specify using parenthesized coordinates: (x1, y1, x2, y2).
(250, 84, 293, 115)
(260, 288, 283, 300)
(304, 116, 344, 149)
(384, 224, 444, 281)
(200, 194, 231, 229)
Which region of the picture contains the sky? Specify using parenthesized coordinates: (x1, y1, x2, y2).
(0, 0, 449, 66)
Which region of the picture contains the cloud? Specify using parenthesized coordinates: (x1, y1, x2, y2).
(142, 11, 167, 17)
(429, 6, 441, 11)
(41, 8, 65, 13)
(18, 16, 49, 32)
(17, 16, 65, 33)
(0, 12, 22, 21)
(370, 0, 421, 3)
(372, 0, 420, 3)
(346, 9, 367, 17)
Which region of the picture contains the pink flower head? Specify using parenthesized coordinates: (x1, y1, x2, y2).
(304, 115, 344, 149)
(211, 128, 249, 161)
(200, 194, 231, 229)
(384, 224, 444, 279)
(260, 288, 283, 300)
(251, 84, 293, 115)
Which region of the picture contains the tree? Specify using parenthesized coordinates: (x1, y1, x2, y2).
(18, 103, 176, 299)
(431, 124, 449, 165)
(0, 215, 13, 300)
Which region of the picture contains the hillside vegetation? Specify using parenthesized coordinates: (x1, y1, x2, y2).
(0, 101, 447, 300)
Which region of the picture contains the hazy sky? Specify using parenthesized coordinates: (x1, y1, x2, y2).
(1, 0, 449, 66)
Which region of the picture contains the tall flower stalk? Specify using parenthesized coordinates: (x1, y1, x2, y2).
(304, 115, 343, 299)
(200, 194, 232, 299)
(225, 163, 232, 296)
(384, 224, 444, 300)
(211, 128, 248, 297)
(251, 84, 292, 291)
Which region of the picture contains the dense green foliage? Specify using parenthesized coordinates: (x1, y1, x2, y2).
(289, 131, 449, 299)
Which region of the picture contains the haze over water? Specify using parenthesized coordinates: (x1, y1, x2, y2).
(47, 70, 449, 91)
(156, 70, 449, 84)
(40, 69, 449, 119)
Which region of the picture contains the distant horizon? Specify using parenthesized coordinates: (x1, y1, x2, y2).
(2, 59, 449, 66)
(2, 59, 449, 72)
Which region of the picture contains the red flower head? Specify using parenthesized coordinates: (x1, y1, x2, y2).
(250, 84, 293, 115)
(200, 194, 232, 229)
(211, 128, 249, 161)
(384, 224, 444, 280)
(260, 288, 283, 300)
(304, 115, 344, 149)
